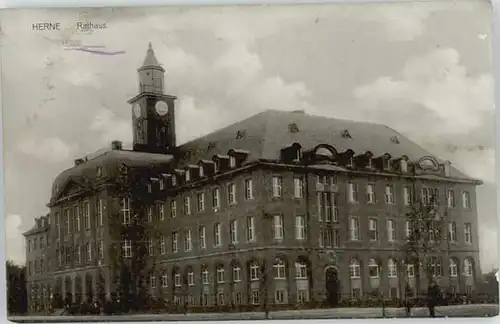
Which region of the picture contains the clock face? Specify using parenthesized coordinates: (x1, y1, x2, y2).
(155, 100, 169, 116)
(133, 104, 141, 118)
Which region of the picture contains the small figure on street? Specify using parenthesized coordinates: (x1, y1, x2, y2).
(404, 284, 413, 317)
(427, 281, 441, 317)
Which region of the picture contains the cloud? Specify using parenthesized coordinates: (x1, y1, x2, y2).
(6, 214, 25, 265)
(90, 108, 132, 148)
(18, 137, 75, 164)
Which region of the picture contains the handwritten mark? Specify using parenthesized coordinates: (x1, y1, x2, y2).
(63, 43, 125, 56)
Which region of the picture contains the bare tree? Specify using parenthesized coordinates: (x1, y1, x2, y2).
(402, 189, 445, 299)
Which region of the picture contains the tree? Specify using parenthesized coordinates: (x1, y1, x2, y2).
(108, 163, 162, 313)
(402, 190, 445, 298)
(6, 260, 28, 315)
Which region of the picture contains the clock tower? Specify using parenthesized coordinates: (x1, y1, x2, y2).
(128, 42, 177, 154)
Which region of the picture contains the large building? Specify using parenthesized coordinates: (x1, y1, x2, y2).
(24, 43, 483, 312)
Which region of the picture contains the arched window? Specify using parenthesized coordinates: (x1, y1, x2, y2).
(449, 259, 458, 277)
(295, 261, 307, 279)
(464, 258, 473, 277)
(349, 259, 360, 278)
(201, 266, 209, 284)
(368, 258, 379, 278)
(249, 262, 260, 281)
(216, 264, 225, 283)
(273, 259, 286, 279)
(316, 147, 334, 158)
(387, 258, 397, 278)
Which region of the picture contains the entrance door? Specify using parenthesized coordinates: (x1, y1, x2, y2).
(325, 267, 340, 307)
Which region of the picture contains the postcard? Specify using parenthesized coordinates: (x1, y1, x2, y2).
(1, 1, 498, 321)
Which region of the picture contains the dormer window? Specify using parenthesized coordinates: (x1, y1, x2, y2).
(199, 166, 204, 177)
(294, 148, 302, 161)
(341, 130, 352, 139)
(185, 170, 191, 182)
(172, 175, 177, 186)
(96, 167, 102, 177)
(367, 158, 373, 169)
(147, 183, 152, 193)
(383, 159, 390, 170)
(159, 179, 164, 190)
(229, 156, 236, 168)
(214, 161, 219, 174)
(401, 159, 408, 173)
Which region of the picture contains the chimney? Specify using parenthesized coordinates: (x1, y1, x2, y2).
(74, 158, 85, 166)
(111, 140, 123, 150)
(443, 160, 451, 177)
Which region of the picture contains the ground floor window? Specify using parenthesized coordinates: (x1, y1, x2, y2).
(389, 287, 399, 299)
(188, 295, 196, 306)
(466, 285, 473, 295)
(351, 288, 361, 299)
(202, 293, 209, 306)
(297, 289, 308, 303)
(173, 296, 180, 305)
(275, 289, 285, 303)
(233, 292, 242, 305)
(217, 292, 225, 305)
(251, 290, 260, 305)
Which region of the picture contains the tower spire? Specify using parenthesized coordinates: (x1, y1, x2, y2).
(140, 42, 164, 72)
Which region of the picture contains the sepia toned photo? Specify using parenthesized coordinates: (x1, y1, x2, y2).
(1, 1, 498, 321)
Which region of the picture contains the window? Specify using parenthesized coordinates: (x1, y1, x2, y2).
(428, 256, 442, 277)
(273, 214, 284, 240)
(148, 238, 153, 256)
(86, 242, 92, 261)
(297, 290, 308, 303)
(464, 258, 473, 277)
(233, 292, 243, 305)
(462, 191, 471, 209)
(295, 215, 306, 240)
(251, 291, 260, 305)
(349, 259, 360, 278)
(387, 259, 397, 278)
(184, 230, 192, 251)
(160, 236, 166, 254)
(382, 158, 390, 170)
(244, 179, 254, 200)
(174, 272, 181, 287)
(294, 177, 304, 198)
(147, 206, 153, 222)
(75, 245, 81, 264)
(295, 262, 307, 278)
(421, 188, 438, 206)
(172, 232, 178, 253)
(121, 198, 131, 224)
(172, 175, 177, 186)
(400, 159, 408, 172)
(320, 228, 339, 248)
(464, 223, 472, 244)
(405, 220, 412, 239)
(272, 176, 283, 198)
(212, 188, 220, 208)
(448, 222, 457, 242)
(447, 190, 455, 207)
(214, 223, 222, 246)
(232, 265, 241, 282)
(82, 201, 90, 229)
(159, 179, 164, 190)
(385, 185, 395, 204)
(246, 216, 255, 242)
(185, 170, 191, 182)
(196, 193, 205, 212)
(229, 156, 236, 168)
(403, 186, 412, 206)
(217, 291, 225, 305)
(199, 226, 206, 249)
(406, 264, 415, 278)
(273, 259, 286, 279)
(369, 219, 378, 241)
(368, 259, 379, 278)
(147, 184, 152, 193)
(199, 166, 204, 177)
(351, 288, 361, 299)
(366, 184, 375, 203)
(387, 220, 396, 242)
(350, 217, 360, 240)
(150, 276, 156, 289)
(367, 157, 373, 169)
(216, 265, 225, 283)
(389, 287, 399, 299)
(275, 290, 285, 303)
(184, 196, 191, 215)
(74, 205, 80, 232)
(449, 259, 458, 277)
(170, 201, 177, 218)
(317, 192, 338, 222)
(188, 270, 194, 286)
(347, 156, 354, 167)
(250, 262, 260, 281)
(230, 220, 238, 244)
(159, 204, 164, 220)
(228, 183, 236, 204)
(202, 267, 209, 284)
(348, 182, 358, 203)
(162, 274, 168, 287)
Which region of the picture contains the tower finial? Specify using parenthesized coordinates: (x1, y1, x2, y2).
(148, 42, 152, 50)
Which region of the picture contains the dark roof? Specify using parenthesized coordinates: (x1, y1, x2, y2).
(177, 109, 471, 180)
(51, 149, 173, 197)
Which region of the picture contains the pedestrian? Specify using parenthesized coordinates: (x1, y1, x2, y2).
(427, 282, 440, 317)
(404, 284, 413, 317)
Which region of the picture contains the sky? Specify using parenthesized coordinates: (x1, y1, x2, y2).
(0, 1, 496, 271)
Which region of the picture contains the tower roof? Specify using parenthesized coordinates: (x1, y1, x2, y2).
(140, 42, 164, 71)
